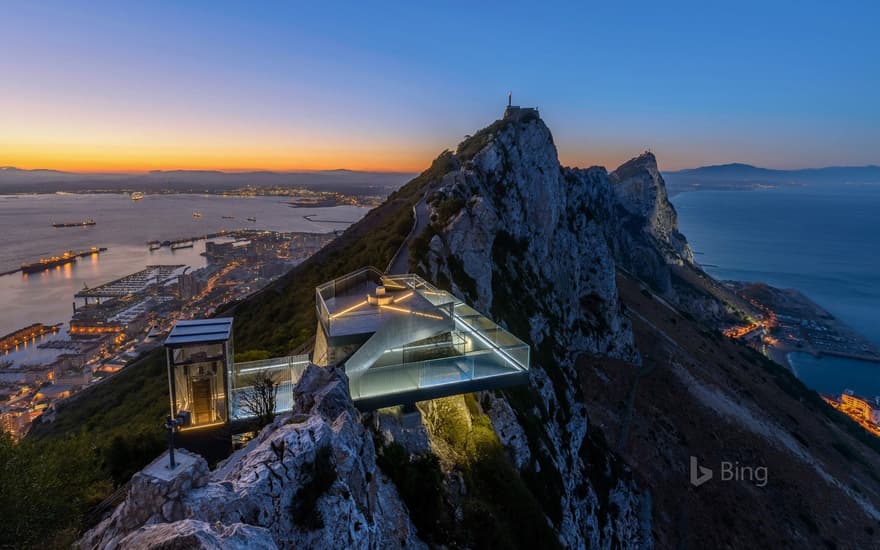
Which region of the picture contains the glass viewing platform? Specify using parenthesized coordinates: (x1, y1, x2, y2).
(316, 268, 530, 410)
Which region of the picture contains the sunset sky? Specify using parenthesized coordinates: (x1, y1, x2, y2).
(2, 1, 877, 173)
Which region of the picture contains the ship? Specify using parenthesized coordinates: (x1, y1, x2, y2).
(131, 192, 145, 201)
(20, 247, 107, 274)
(222, 215, 235, 219)
(246, 216, 257, 222)
(52, 219, 96, 228)
(1, 323, 62, 352)
(149, 242, 162, 251)
(193, 212, 203, 218)
(21, 250, 77, 273)
(171, 241, 194, 250)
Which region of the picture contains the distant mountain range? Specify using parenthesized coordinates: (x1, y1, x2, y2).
(663, 163, 880, 194)
(4, 161, 879, 196)
(0, 166, 415, 196)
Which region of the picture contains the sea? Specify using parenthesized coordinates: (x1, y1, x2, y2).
(0, 193, 367, 366)
(672, 182, 880, 399)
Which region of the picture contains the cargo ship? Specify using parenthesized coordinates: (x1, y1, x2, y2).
(171, 241, 194, 250)
(131, 192, 145, 201)
(20, 247, 108, 274)
(52, 219, 96, 228)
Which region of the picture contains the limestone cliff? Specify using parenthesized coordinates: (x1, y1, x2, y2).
(609, 152, 694, 267)
(412, 108, 652, 548)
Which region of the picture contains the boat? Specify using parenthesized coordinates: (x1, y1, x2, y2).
(222, 215, 235, 219)
(0, 323, 62, 352)
(21, 251, 77, 273)
(149, 243, 161, 251)
(52, 219, 96, 228)
(246, 217, 256, 222)
(171, 241, 194, 250)
(131, 192, 145, 201)
(193, 212, 203, 218)
(20, 247, 107, 274)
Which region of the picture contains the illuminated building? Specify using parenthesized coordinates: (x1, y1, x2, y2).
(165, 319, 233, 430)
(840, 391, 880, 424)
(315, 268, 530, 410)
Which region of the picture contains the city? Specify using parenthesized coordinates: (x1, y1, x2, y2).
(0, 229, 337, 440)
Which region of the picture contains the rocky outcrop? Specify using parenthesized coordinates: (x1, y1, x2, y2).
(115, 520, 277, 550)
(610, 152, 693, 267)
(79, 365, 424, 550)
(413, 111, 652, 548)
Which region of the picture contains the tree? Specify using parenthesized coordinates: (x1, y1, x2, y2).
(239, 370, 278, 428)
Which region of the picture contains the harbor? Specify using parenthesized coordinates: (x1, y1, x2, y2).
(724, 281, 880, 365)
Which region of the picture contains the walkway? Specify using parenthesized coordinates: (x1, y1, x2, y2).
(386, 196, 430, 275)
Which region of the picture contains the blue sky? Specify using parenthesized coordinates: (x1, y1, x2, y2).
(1, 0, 877, 171)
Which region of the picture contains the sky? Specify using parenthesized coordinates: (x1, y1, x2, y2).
(1, 1, 878, 173)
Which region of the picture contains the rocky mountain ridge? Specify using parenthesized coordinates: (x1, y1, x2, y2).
(82, 108, 880, 549)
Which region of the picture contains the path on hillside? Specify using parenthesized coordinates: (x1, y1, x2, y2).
(386, 197, 429, 275)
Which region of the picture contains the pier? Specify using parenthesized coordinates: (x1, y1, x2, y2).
(303, 214, 351, 224)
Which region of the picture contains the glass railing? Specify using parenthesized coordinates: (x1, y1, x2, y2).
(351, 345, 528, 400)
(230, 354, 309, 420)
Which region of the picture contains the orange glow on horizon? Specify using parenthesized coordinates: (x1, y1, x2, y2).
(0, 141, 433, 174)
(3, 148, 653, 174)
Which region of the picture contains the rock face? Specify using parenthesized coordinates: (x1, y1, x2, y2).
(79, 365, 424, 550)
(414, 110, 653, 548)
(609, 152, 694, 267)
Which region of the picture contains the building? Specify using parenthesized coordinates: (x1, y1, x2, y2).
(841, 391, 880, 424)
(164, 268, 530, 430)
(314, 268, 530, 410)
(178, 273, 205, 301)
(0, 407, 30, 441)
(165, 318, 234, 430)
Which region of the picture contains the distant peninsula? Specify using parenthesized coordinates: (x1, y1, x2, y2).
(663, 162, 880, 195)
